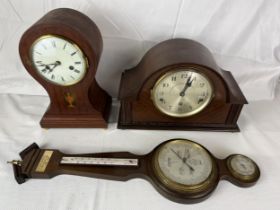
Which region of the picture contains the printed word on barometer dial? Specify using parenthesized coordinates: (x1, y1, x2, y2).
(152, 70, 213, 117)
(31, 36, 87, 86)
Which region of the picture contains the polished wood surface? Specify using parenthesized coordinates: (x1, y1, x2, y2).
(19, 8, 111, 128)
(118, 39, 247, 131)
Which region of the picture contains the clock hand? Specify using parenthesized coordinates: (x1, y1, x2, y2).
(48, 61, 61, 73)
(170, 148, 194, 172)
(37, 61, 61, 67)
(179, 74, 194, 97)
(37, 61, 61, 73)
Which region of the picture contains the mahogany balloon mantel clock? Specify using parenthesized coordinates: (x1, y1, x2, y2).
(118, 39, 248, 131)
(19, 8, 111, 128)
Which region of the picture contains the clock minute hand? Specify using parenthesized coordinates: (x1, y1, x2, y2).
(179, 74, 194, 97)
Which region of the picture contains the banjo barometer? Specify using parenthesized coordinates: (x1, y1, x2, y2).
(118, 39, 247, 131)
(19, 8, 111, 128)
(8, 139, 260, 204)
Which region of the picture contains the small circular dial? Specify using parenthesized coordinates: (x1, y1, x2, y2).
(227, 155, 259, 181)
(153, 139, 216, 192)
(151, 69, 213, 117)
(30, 35, 87, 86)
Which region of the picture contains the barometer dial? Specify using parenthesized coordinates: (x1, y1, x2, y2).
(153, 139, 217, 192)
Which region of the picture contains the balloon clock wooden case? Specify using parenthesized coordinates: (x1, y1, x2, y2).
(118, 39, 247, 131)
(19, 8, 111, 128)
(8, 139, 260, 204)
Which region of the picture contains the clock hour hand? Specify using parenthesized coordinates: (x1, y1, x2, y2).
(37, 61, 61, 73)
(48, 61, 61, 73)
(179, 74, 194, 97)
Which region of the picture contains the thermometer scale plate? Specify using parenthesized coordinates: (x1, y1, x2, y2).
(61, 157, 138, 166)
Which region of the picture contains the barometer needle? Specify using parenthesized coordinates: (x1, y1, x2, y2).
(170, 148, 194, 172)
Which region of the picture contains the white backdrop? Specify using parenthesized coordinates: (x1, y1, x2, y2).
(0, 0, 280, 100)
(1, 1, 280, 210)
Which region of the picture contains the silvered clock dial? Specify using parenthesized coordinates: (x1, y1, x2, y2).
(151, 69, 213, 117)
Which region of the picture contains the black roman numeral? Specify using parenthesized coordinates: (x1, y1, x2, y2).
(71, 51, 77, 56)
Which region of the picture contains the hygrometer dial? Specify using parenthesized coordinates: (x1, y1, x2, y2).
(151, 69, 213, 117)
(30, 35, 87, 86)
(227, 154, 260, 182)
(153, 139, 217, 193)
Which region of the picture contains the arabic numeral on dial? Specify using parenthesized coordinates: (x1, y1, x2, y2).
(171, 76, 176, 81)
(199, 82, 205, 87)
(168, 105, 172, 110)
(198, 97, 204, 104)
(181, 74, 188, 79)
(162, 83, 169, 88)
(159, 98, 165, 104)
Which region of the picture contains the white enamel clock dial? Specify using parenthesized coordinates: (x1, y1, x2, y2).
(30, 35, 87, 86)
(154, 140, 213, 189)
(152, 69, 213, 117)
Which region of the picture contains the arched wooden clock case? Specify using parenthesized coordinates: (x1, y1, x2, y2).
(118, 39, 247, 131)
(19, 8, 111, 128)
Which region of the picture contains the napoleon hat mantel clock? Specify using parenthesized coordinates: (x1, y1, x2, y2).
(118, 39, 247, 131)
(19, 8, 111, 128)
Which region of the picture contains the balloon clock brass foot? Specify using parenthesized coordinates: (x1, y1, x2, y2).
(8, 139, 260, 204)
(19, 8, 111, 128)
(118, 39, 247, 131)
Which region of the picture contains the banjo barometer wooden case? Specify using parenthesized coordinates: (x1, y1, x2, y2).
(118, 39, 247, 131)
(19, 8, 111, 128)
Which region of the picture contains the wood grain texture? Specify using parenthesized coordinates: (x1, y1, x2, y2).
(19, 8, 111, 128)
(118, 39, 247, 131)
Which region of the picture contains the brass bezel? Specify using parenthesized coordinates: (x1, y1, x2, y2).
(29, 34, 89, 86)
(151, 67, 214, 118)
(226, 154, 260, 182)
(152, 139, 218, 193)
